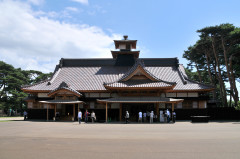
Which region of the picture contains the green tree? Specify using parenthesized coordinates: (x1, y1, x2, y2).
(0, 61, 52, 114)
(183, 23, 240, 107)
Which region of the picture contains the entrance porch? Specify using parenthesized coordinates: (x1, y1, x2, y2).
(97, 97, 184, 123)
(39, 100, 84, 121)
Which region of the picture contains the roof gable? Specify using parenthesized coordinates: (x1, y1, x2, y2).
(103, 60, 176, 90)
(118, 60, 175, 84)
(48, 81, 82, 97)
(121, 65, 158, 81)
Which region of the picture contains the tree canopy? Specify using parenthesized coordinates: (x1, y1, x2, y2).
(183, 23, 240, 107)
(0, 61, 52, 114)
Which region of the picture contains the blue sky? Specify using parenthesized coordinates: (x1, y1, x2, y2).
(0, 0, 240, 73)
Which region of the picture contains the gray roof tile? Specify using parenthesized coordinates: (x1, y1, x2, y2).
(22, 59, 214, 92)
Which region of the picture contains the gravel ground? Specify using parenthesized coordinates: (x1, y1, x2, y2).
(0, 121, 240, 159)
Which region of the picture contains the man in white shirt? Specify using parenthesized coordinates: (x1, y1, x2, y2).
(138, 111, 142, 123)
(167, 109, 170, 123)
(150, 111, 154, 123)
(23, 111, 27, 120)
(78, 110, 82, 124)
(91, 111, 96, 123)
(125, 111, 129, 124)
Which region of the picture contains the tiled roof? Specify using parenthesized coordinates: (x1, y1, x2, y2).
(22, 58, 214, 92)
(97, 97, 184, 103)
(48, 81, 82, 97)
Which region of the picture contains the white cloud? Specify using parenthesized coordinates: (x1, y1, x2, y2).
(0, 0, 121, 73)
(71, 0, 88, 5)
(65, 7, 79, 12)
(27, 0, 44, 5)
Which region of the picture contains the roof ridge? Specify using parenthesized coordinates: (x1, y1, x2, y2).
(177, 67, 187, 85)
(185, 78, 215, 88)
(177, 66, 214, 88)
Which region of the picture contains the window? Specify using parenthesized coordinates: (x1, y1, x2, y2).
(193, 101, 198, 108)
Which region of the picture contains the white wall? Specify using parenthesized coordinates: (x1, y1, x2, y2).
(188, 93, 199, 97)
(166, 93, 177, 97)
(177, 93, 187, 97)
(119, 44, 126, 49)
(38, 93, 48, 98)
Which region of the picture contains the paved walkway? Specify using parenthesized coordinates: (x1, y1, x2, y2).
(0, 121, 240, 159)
(0, 117, 23, 121)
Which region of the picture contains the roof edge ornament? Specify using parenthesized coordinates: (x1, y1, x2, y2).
(59, 58, 63, 68)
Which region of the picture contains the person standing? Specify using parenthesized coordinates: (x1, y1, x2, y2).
(84, 110, 90, 123)
(164, 110, 167, 123)
(167, 109, 170, 123)
(143, 112, 147, 123)
(78, 110, 82, 124)
(138, 111, 142, 123)
(150, 111, 154, 123)
(173, 111, 176, 123)
(91, 111, 96, 123)
(23, 110, 27, 120)
(147, 111, 150, 122)
(125, 111, 129, 124)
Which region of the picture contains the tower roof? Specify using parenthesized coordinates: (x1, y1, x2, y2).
(113, 35, 137, 49)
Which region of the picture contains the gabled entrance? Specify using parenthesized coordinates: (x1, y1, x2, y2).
(39, 81, 84, 121)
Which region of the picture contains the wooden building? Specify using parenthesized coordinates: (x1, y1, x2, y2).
(22, 35, 214, 122)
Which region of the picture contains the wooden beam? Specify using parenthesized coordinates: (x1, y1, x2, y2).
(106, 102, 108, 123)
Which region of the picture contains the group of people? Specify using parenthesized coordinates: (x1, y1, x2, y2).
(125, 110, 157, 124)
(161, 109, 176, 123)
(78, 109, 96, 124)
(125, 109, 176, 124)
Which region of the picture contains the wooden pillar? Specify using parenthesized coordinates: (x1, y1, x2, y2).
(119, 103, 122, 122)
(105, 102, 108, 123)
(73, 104, 75, 120)
(47, 104, 49, 121)
(172, 103, 174, 122)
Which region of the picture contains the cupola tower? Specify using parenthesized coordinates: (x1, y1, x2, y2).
(112, 35, 140, 66)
